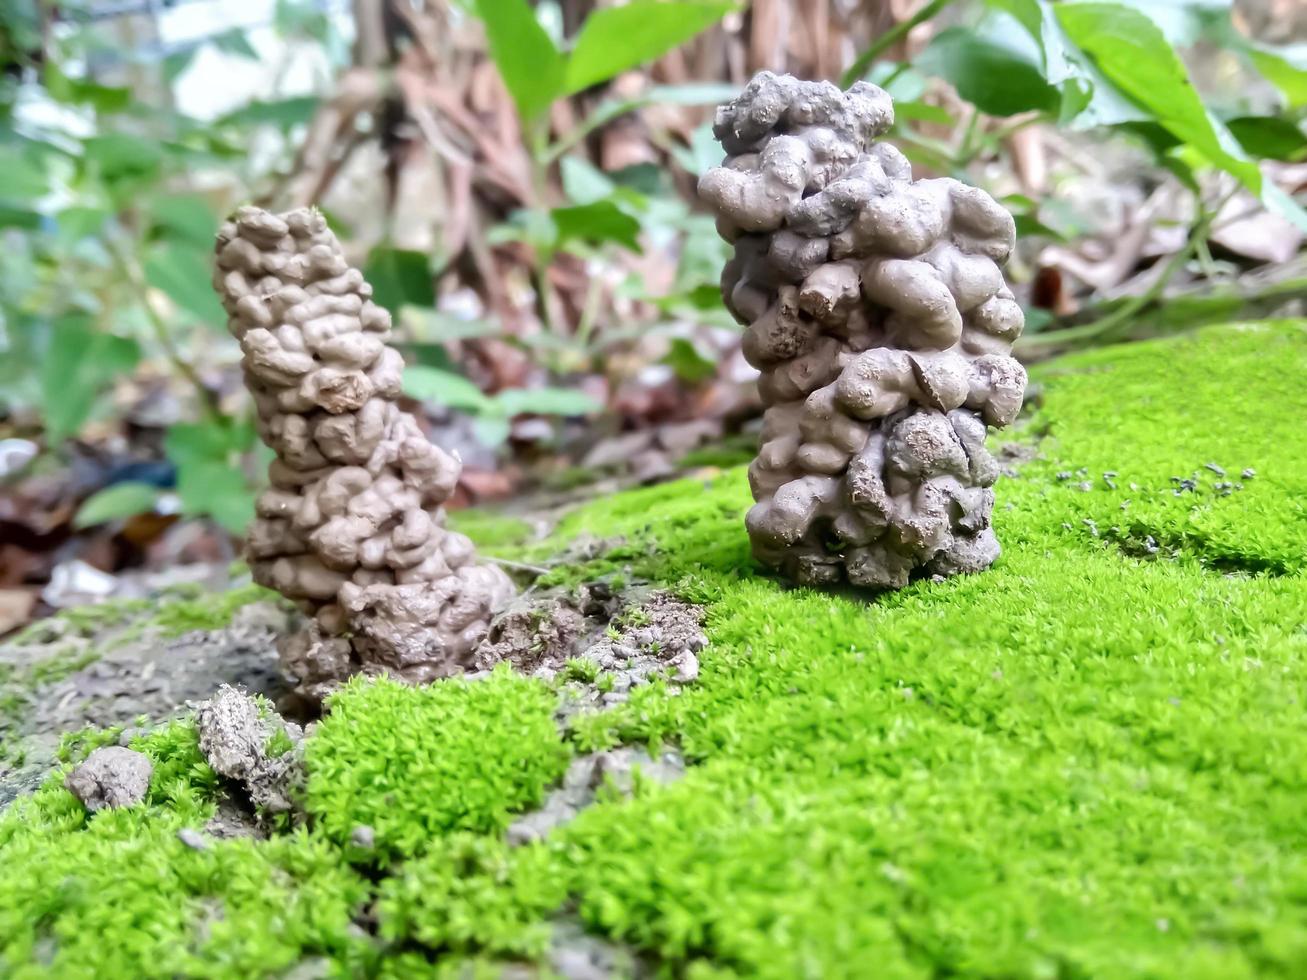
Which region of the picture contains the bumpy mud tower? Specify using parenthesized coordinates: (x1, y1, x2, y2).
(699, 72, 1027, 589)
(213, 207, 514, 700)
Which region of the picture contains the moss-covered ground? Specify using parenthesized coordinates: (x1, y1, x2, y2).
(2, 321, 1305, 977)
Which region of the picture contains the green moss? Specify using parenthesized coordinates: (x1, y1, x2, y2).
(543, 463, 605, 490)
(445, 509, 536, 555)
(513, 321, 1307, 977)
(376, 833, 565, 958)
(149, 582, 279, 637)
(8, 582, 275, 651)
(56, 723, 132, 766)
(303, 668, 571, 860)
(10, 598, 150, 645)
(0, 719, 373, 978)
(515, 471, 752, 588)
(678, 433, 758, 470)
(1, 322, 1305, 976)
(0, 647, 102, 743)
(564, 657, 600, 683)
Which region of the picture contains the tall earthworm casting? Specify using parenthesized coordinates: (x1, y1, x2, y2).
(213, 207, 514, 700)
(699, 72, 1027, 588)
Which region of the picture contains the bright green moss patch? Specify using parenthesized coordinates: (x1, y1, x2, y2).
(498, 321, 1307, 976)
(148, 582, 279, 636)
(304, 669, 571, 860)
(0, 721, 373, 978)
(1, 322, 1305, 977)
(515, 471, 752, 588)
(1020, 321, 1307, 574)
(8, 581, 275, 648)
(445, 509, 536, 554)
(377, 833, 565, 958)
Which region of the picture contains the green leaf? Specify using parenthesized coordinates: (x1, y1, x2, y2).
(148, 193, 218, 246)
(492, 386, 601, 417)
(211, 28, 260, 59)
(1260, 183, 1307, 234)
(363, 246, 436, 316)
(1002, 193, 1071, 241)
(561, 156, 617, 205)
(551, 200, 641, 251)
(668, 122, 724, 177)
(1227, 116, 1307, 162)
(402, 365, 493, 413)
(472, 415, 512, 447)
(0, 204, 41, 229)
(661, 337, 716, 383)
(986, 0, 1146, 127)
(642, 82, 740, 106)
(75, 482, 160, 528)
(163, 46, 199, 84)
(917, 25, 1059, 117)
(216, 96, 320, 129)
(144, 243, 226, 327)
(1055, 3, 1262, 193)
(891, 101, 954, 126)
(1249, 46, 1307, 109)
(176, 460, 254, 534)
(563, 1, 736, 94)
(81, 133, 163, 183)
(164, 420, 256, 467)
(275, 0, 333, 42)
(0, 145, 52, 200)
(40, 317, 140, 445)
(43, 62, 130, 113)
(163, 420, 258, 533)
(474, 0, 565, 120)
(56, 206, 110, 241)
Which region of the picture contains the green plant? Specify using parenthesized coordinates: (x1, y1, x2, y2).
(847, 0, 1307, 348)
(1, 12, 330, 529)
(469, 0, 738, 357)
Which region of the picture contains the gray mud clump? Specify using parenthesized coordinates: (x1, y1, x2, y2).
(195, 684, 304, 817)
(65, 746, 152, 812)
(479, 589, 704, 692)
(213, 207, 515, 701)
(699, 72, 1027, 588)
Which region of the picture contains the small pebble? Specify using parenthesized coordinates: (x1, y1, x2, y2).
(1204, 462, 1226, 476)
(177, 827, 210, 851)
(1242, 467, 1255, 479)
(350, 825, 376, 850)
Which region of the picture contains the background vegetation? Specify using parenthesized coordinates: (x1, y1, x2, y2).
(1, 0, 1304, 621)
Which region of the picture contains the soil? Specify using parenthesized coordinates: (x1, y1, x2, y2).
(0, 601, 293, 808)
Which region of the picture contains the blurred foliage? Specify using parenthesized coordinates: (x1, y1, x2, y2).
(0, 0, 1304, 533)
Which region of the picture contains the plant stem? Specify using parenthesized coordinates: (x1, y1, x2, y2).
(1018, 185, 1241, 352)
(840, 0, 958, 89)
(526, 116, 561, 341)
(543, 96, 645, 165)
(573, 263, 605, 356)
(108, 237, 221, 422)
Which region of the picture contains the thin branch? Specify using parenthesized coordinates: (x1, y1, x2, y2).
(840, 0, 958, 89)
(1019, 184, 1243, 352)
(484, 555, 550, 576)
